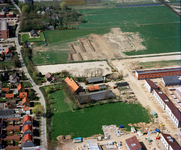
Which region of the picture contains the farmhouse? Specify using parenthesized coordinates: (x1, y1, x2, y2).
(144, 79, 158, 93)
(162, 76, 181, 87)
(85, 76, 104, 84)
(125, 136, 142, 150)
(64, 77, 83, 93)
(76, 90, 114, 104)
(160, 133, 181, 150)
(135, 67, 181, 80)
(0, 20, 9, 39)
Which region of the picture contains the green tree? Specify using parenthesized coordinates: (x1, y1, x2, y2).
(32, 105, 44, 115)
(78, 16, 85, 23)
(22, 5, 30, 13)
(33, 71, 38, 78)
(60, 2, 67, 11)
(45, 87, 51, 93)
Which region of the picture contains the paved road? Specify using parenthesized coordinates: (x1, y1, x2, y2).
(11, 1, 47, 148)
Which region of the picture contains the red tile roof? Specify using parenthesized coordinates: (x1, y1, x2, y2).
(65, 77, 79, 93)
(23, 115, 32, 123)
(23, 124, 32, 132)
(17, 84, 22, 91)
(24, 134, 32, 142)
(19, 92, 27, 99)
(23, 105, 30, 111)
(5, 94, 14, 99)
(1, 51, 4, 55)
(1, 87, 10, 92)
(125, 136, 142, 150)
(87, 85, 100, 92)
(5, 146, 21, 150)
(6, 118, 20, 121)
(22, 97, 30, 105)
(5, 48, 9, 54)
(4, 135, 20, 140)
(161, 133, 181, 150)
(6, 126, 20, 131)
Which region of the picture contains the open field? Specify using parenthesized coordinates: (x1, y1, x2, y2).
(63, 0, 85, 5)
(49, 89, 152, 139)
(22, 33, 45, 42)
(36, 61, 112, 77)
(32, 6, 180, 65)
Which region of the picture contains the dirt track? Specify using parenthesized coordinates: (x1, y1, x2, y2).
(36, 61, 112, 77)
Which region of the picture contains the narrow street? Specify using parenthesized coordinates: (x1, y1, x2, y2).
(11, 0, 47, 148)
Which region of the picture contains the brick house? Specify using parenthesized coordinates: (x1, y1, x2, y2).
(0, 20, 9, 39)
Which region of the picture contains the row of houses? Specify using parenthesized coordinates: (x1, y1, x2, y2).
(145, 79, 181, 128)
(64, 76, 114, 104)
(0, 11, 14, 18)
(0, 115, 35, 149)
(135, 67, 181, 80)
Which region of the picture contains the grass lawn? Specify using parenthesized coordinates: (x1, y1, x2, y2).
(22, 32, 45, 42)
(139, 60, 181, 69)
(21, 82, 33, 88)
(1, 61, 13, 70)
(49, 89, 152, 140)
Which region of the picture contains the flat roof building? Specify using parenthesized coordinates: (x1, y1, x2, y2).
(162, 76, 181, 87)
(0, 20, 9, 39)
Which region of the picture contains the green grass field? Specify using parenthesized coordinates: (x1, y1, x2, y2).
(49, 89, 152, 139)
(22, 33, 45, 42)
(32, 6, 180, 65)
(139, 60, 181, 69)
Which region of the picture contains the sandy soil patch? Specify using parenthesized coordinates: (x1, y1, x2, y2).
(36, 61, 112, 77)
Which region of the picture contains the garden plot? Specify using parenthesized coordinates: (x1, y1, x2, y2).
(36, 61, 112, 77)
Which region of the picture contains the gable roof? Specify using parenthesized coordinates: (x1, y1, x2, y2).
(145, 79, 158, 89)
(4, 146, 20, 150)
(24, 134, 32, 142)
(23, 115, 32, 123)
(125, 136, 142, 150)
(65, 77, 79, 93)
(163, 76, 181, 85)
(5, 94, 14, 99)
(23, 124, 32, 132)
(77, 90, 114, 104)
(0, 109, 14, 118)
(30, 30, 38, 36)
(22, 97, 30, 105)
(5, 48, 9, 54)
(161, 133, 181, 150)
(86, 76, 104, 84)
(6, 126, 20, 131)
(17, 84, 22, 91)
(4, 135, 20, 140)
(19, 92, 27, 99)
(46, 72, 52, 78)
(1, 87, 10, 92)
(153, 89, 169, 102)
(23, 105, 30, 111)
(87, 85, 100, 91)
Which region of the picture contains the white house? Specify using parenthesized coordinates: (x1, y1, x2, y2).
(145, 79, 158, 93)
(160, 133, 181, 150)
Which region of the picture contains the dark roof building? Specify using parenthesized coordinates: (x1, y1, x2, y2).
(30, 30, 39, 37)
(162, 76, 181, 87)
(145, 79, 158, 93)
(0, 109, 14, 119)
(85, 76, 104, 84)
(77, 90, 114, 104)
(116, 82, 129, 87)
(125, 136, 142, 150)
(160, 133, 181, 150)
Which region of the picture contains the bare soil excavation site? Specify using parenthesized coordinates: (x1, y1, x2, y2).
(68, 28, 145, 61)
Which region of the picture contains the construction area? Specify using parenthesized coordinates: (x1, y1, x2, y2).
(68, 28, 145, 61)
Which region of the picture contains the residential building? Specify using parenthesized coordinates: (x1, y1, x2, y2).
(0, 109, 14, 118)
(9, 72, 20, 85)
(19, 92, 27, 99)
(23, 124, 33, 136)
(21, 133, 34, 147)
(4, 48, 13, 60)
(23, 115, 33, 126)
(145, 79, 158, 93)
(5, 94, 14, 99)
(0, 20, 9, 39)
(152, 89, 168, 110)
(0, 12, 5, 17)
(17, 84, 24, 93)
(1, 87, 10, 93)
(5, 146, 21, 150)
(153, 89, 181, 128)
(125, 136, 142, 150)
(176, 87, 181, 99)
(4, 135, 20, 141)
(116, 82, 129, 87)
(85, 76, 104, 84)
(30, 30, 38, 37)
(135, 67, 181, 80)
(76, 90, 114, 104)
(45, 72, 55, 82)
(160, 133, 181, 150)
(65, 77, 83, 93)
(6, 126, 20, 132)
(7, 12, 14, 17)
(162, 76, 181, 87)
